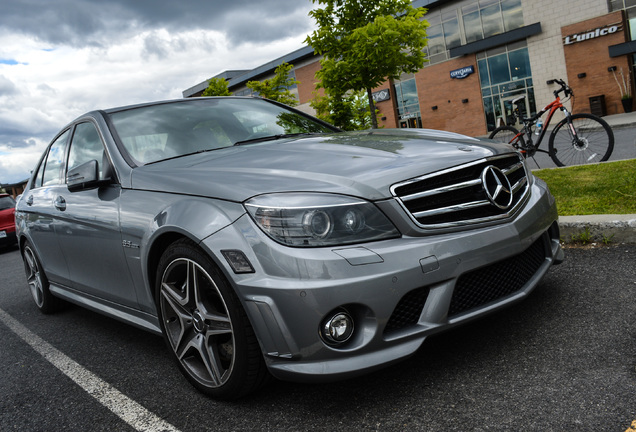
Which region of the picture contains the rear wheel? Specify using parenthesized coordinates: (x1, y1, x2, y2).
(489, 126, 527, 154)
(548, 113, 614, 166)
(22, 241, 61, 314)
(156, 238, 269, 399)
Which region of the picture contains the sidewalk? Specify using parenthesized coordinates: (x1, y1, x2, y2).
(600, 110, 636, 129)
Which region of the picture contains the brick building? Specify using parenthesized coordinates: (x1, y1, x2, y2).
(183, 0, 636, 137)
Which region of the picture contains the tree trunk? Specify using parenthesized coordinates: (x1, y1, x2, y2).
(367, 87, 378, 129)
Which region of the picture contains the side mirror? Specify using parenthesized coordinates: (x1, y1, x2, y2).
(67, 160, 99, 191)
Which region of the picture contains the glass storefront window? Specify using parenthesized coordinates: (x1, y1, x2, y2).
(427, 24, 445, 56)
(400, 79, 419, 107)
(478, 44, 535, 131)
(394, 77, 422, 128)
(478, 58, 490, 87)
(483, 96, 495, 130)
(508, 48, 531, 80)
(481, 3, 504, 38)
(609, 0, 636, 90)
(462, 3, 482, 43)
(488, 54, 511, 85)
(443, 17, 462, 50)
(501, 0, 523, 31)
(424, 0, 525, 66)
(609, 0, 636, 40)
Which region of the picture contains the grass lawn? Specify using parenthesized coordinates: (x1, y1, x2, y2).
(533, 159, 636, 216)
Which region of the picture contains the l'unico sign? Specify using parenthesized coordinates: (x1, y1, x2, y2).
(563, 23, 623, 45)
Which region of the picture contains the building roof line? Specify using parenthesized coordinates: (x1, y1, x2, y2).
(182, 45, 317, 97)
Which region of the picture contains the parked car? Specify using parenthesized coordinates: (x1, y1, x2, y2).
(15, 97, 564, 399)
(0, 193, 17, 248)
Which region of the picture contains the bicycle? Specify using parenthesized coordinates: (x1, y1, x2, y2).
(488, 79, 614, 167)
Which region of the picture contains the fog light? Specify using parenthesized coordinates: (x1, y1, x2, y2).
(321, 311, 354, 346)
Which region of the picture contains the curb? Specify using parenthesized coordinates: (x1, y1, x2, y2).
(558, 214, 636, 244)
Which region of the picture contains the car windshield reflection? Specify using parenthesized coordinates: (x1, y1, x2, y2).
(108, 98, 337, 164)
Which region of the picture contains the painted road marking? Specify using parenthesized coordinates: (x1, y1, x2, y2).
(0, 307, 181, 432)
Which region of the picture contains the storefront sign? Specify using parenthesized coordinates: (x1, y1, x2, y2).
(563, 23, 623, 45)
(400, 113, 418, 120)
(372, 89, 390, 103)
(450, 66, 474, 79)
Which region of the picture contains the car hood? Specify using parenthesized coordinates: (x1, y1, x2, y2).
(130, 129, 511, 202)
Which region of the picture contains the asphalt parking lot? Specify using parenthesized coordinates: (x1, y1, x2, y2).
(0, 243, 634, 431)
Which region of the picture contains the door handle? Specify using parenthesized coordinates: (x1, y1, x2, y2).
(54, 196, 67, 211)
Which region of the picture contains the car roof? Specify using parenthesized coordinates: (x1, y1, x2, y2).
(101, 96, 258, 115)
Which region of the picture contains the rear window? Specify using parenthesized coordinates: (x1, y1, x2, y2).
(0, 195, 16, 210)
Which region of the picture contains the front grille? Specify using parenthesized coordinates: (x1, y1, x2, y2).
(384, 287, 429, 333)
(448, 234, 547, 317)
(391, 154, 529, 228)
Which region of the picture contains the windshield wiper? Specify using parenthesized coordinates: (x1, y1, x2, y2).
(144, 148, 220, 165)
(233, 132, 317, 146)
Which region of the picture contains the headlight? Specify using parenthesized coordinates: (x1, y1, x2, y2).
(244, 193, 400, 247)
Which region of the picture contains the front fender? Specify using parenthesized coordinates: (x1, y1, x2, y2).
(119, 189, 246, 312)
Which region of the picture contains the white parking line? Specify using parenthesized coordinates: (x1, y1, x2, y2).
(0, 307, 181, 432)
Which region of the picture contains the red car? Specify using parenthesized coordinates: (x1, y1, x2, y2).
(0, 193, 17, 248)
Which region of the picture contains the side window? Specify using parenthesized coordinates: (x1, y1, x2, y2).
(67, 122, 108, 180)
(41, 130, 70, 187)
(32, 159, 45, 189)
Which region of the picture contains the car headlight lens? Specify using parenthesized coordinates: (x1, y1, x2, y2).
(244, 193, 400, 247)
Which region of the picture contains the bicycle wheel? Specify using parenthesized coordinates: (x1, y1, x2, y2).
(548, 113, 614, 167)
(489, 126, 526, 152)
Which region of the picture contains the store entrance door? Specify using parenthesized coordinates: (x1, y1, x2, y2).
(499, 94, 530, 129)
(399, 115, 422, 128)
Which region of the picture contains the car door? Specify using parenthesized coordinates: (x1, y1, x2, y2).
(54, 121, 138, 308)
(22, 130, 72, 287)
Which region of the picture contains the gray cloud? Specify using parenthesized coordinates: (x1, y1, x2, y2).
(0, 75, 17, 96)
(0, 0, 315, 48)
(141, 31, 217, 60)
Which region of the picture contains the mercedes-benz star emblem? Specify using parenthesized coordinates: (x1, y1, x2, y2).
(482, 166, 513, 210)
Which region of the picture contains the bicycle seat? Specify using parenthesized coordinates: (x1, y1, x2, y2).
(511, 95, 526, 105)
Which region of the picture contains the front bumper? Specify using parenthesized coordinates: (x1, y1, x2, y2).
(202, 180, 562, 382)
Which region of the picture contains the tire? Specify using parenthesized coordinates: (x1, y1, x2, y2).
(22, 241, 61, 314)
(156, 238, 269, 399)
(548, 113, 614, 167)
(489, 126, 526, 150)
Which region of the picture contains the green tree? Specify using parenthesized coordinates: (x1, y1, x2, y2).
(202, 77, 233, 96)
(305, 0, 429, 128)
(246, 62, 300, 106)
(311, 88, 379, 130)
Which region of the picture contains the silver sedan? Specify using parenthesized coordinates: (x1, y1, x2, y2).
(15, 97, 563, 399)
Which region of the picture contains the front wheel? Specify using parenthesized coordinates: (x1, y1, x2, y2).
(489, 126, 527, 155)
(548, 113, 614, 167)
(156, 238, 269, 399)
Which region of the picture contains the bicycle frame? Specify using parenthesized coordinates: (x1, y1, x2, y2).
(512, 86, 574, 157)
(525, 98, 564, 149)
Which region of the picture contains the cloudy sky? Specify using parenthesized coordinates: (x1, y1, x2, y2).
(0, 0, 316, 184)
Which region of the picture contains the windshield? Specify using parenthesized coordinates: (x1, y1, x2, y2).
(108, 98, 337, 164)
(0, 195, 15, 211)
